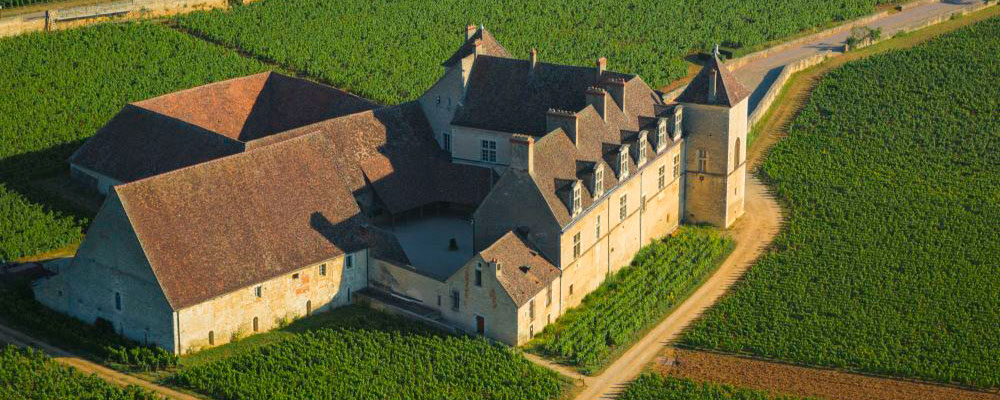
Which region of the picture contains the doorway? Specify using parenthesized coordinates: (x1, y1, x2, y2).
(475, 315, 485, 335)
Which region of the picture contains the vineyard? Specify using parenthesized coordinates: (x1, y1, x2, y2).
(621, 374, 812, 400)
(0, 22, 267, 262)
(682, 17, 1000, 388)
(176, 0, 893, 105)
(529, 227, 733, 374)
(0, 345, 158, 400)
(170, 305, 568, 400)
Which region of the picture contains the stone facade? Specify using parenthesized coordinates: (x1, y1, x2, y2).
(679, 99, 748, 228)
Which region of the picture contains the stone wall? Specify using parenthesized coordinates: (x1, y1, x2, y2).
(0, 0, 230, 38)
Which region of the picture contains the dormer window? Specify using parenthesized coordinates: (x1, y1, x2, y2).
(619, 147, 630, 180)
(572, 183, 582, 215)
(638, 132, 648, 165)
(594, 166, 604, 197)
(657, 119, 667, 150)
(673, 106, 684, 140)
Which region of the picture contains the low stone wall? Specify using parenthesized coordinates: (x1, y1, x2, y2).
(746, 52, 833, 128)
(0, 0, 233, 37)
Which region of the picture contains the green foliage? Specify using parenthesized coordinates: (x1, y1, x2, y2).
(0, 345, 158, 400)
(530, 227, 733, 374)
(621, 374, 813, 400)
(0, 282, 177, 371)
(0, 22, 267, 262)
(170, 305, 567, 400)
(176, 0, 888, 105)
(682, 17, 1000, 388)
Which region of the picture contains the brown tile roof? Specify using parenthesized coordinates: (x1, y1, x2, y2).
(675, 55, 749, 107)
(68, 105, 244, 183)
(249, 102, 493, 214)
(115, 133, 376, 310)
(134, 72, 377, 142)
(479, 231, 560, 306)
(442, 26, 511, 67)
(452, 56, 636, 135)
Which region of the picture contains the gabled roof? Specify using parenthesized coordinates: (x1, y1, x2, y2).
(135, 72, 377, 142)
(442, 26, 511, 67)
(115, 133, 381, 310)
(248, 102, 493, 214)
(451, 56, 636, 135)
(68, 105, 244, 183)
(479, 231, 560, 306)
(675, 55, 749, 107)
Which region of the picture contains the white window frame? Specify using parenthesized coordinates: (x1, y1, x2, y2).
(639, 136, 648, 164)
(594, 167, 604, 196)
(573, 232, 581, 259)
(481, 139, 497, 163)
(658, 165, 666, 190)
(619, 194, 627, 221)
(697, 149, 708, 172)
(572, 184, 582, 214)
(619, 151, 629, 180)
(595, 215, 601, 239)
(442, 131, 452, 153)
(673, 155, 680, 178)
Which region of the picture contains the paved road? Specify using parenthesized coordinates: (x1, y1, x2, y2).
(736, 0, 981, 115)
(0, 323, 201, 400)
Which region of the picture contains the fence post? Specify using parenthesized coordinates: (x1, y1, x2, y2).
(44, 9, 50, 31)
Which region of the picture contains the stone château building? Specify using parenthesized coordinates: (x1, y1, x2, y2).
(34, 25, 748, 353)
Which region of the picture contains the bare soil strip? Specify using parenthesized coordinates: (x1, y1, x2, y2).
(657, 348, 1000, 400)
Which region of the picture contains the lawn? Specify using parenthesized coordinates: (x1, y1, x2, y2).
(621, 374, 814, 400)
(170, 305, 570, 400)
(0, 345, 158, 400)
(176, 0, 889, 105)
(0, 22, 268, 262)
(528, 227, 733, 374)
(681, 16, 1000, 388)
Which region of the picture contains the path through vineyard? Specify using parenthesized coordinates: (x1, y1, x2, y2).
(0, 323, 201, 400)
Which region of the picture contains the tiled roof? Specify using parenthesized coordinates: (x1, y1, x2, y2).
(452, 56, 635, 135)
(248, 102, 493, 214)
(135, 72, 377, 142)
(441, 27, 511, 67)
(675, 55, 749, 107)
(68, 105, 244, 183)
(479, 231, 560, 306)
(115, 133, 376, 310)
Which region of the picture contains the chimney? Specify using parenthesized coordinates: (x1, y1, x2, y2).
(596, 57, 607, 81)
(466, 24, 477, 41)
(510, 134, 535, 174)
(708, 68, 718, 104)
(546, 109, 578, 147)
(473, 38, 483, 56)
(585, 86, 607, 120)
(529, 48, 538, 71)
(606, 77, 626, 111)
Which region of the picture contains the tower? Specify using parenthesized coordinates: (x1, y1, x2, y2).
(676, 48, 750, 228)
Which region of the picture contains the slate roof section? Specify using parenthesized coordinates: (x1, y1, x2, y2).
(675, 55, 749, 107)
(479, 231, 560, 306)
(452, 56, 636, 135)
(441, 27, 511, 67)
(250, 102, 493, 214)
(135, 72, 378, 142)
(68, 105, 244, 183)
(115, 133, 377, 310)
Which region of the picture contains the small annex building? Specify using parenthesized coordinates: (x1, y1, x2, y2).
(36, 25, 748, 352)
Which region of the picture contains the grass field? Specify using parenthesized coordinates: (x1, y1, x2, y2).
(0, 22, 267, 263)
(681, 16, 1000, 389)
(621, 374, 813, 400)
(528, 227, 733, 374)
(170, 305, 569, 400)
(0, 345, 157, 400)
(176, 0, 891, 104)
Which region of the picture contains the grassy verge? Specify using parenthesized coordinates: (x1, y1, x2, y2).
(526, 227, 734, 375)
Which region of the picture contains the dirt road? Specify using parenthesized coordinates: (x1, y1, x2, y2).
(0, 323, 202, 400)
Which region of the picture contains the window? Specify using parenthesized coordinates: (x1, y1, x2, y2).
(594, 167, 604, 196)
(673, 155, 680, 178)
(319, 263, 327, 276)
(292, 273, 300, 280)
(529, 299, 536, 320)
(639, 136, 648, 163)
(529, 324, 535, 338)
(480, 139, 497, 163)
(306, 300, 312, 316)
(443, 131, 452, 153)
(452, 290, 460, 311)
(619, 151, 628, 179)
(658, 165, 666, 189)
(596, 215, 601, 239)
(658, 120, 667, 147)
(253, 317, 259, 332)
(573, 232, 581, 258)
(254, 285, 262, 298)
(572, 184, 582, 214)
(619, 195, 627, 220)
(347, 288, 352, 302)
(734, 138, 741, 168)
(114, 292, 121, 311)
(697, 149, 708, 172)
(437, 295, 442, 307)
(475, 263, 483, 287)
(546, 286, 552, 307)
(569, 284, 574, 295)
(641, 195, 647, 213)
(208, 331, 214, 345)
(345, 254, 354, 269)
